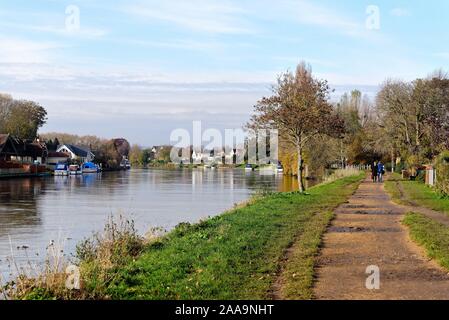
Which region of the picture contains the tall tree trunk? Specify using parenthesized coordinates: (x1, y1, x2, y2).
(297, 144, 305, 193)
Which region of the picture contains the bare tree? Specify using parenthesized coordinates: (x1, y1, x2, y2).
(248, 62, 344, 192)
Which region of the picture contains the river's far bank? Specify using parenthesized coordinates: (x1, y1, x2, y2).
(1, 172, 365, 300)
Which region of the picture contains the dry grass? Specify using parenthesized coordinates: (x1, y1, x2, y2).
(0, 215, 148, 300)
(323, 168, 362, 184)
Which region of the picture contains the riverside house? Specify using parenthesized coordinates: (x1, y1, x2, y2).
(0, 134, 48, 177)
(57, 144, 95, 163)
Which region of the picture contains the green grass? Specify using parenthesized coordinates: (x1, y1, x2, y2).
(403, 212, 449, 270)
(100, 173, 364, 300)
(280, 210, 334, 300)
(385, 173, 449, 215)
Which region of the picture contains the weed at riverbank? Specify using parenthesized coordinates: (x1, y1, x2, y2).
(1, 215, 147, 300)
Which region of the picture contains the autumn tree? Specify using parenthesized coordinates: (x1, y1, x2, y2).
(249, 62, 344, 192)
(129, 144, 144, 166)
(0, 95, 47, 140)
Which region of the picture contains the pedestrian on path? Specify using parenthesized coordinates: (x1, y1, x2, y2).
(371, 161, 378, 182)
(377, 161, 385, 182)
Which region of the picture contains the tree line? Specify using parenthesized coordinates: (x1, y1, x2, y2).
(249, 62, 449, 192)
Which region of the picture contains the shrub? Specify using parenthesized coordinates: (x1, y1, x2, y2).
(435, 151, 449, 196)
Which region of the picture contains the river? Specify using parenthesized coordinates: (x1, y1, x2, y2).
(0, 168, 317, 279)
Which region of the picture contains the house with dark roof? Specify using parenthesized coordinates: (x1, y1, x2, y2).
(0, 134, 48, 176)
(57, 144, 95, 163)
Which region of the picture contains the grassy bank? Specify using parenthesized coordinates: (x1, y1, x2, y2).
(385, 174, 449, 215)
(4, 173, 364, 300)
(386, 175, 449, 272)
(403, 213, 449, 270)
(102, 173, 364, 300)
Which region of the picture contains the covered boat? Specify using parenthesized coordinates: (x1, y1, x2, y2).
(82, 162, 100, 174)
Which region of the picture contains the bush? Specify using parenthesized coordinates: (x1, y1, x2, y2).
(435, 151, 449, 196)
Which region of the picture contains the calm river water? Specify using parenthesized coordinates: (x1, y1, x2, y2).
(0, 168, 307, 278)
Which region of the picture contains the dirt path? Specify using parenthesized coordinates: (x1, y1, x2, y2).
(313, 177, 449, 300)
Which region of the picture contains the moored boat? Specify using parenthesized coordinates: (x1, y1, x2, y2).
(54, 163, 69, 176)
(69, 164, 82, 175)
(82, 162, 100, 174)
(276, 163, 284, 173)
(245, 164, 253, 171)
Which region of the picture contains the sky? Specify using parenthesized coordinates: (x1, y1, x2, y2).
(1, 0, 449, 146)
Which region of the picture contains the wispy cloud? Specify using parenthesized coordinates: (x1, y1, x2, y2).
(390, 8, 411, 17)
(292, 0, 361, 35)
(0, 37, 62, 64)
(0, 21, 108, 39)
(124, 0, 254, 34)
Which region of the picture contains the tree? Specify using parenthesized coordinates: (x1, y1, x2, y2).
(248, 62, 344, 192)
(413, 74, 449, 156)
(0, 95, 47, 140)
(129, 144, 144, 166)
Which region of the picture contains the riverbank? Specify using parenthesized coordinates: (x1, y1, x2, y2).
(2, 172, 364, 299)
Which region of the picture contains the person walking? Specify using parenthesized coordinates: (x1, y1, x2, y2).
(377, 161, 385, 183)
(371, 161, 378, 182)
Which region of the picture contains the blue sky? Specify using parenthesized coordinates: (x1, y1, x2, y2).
(1, 0, 448, 145)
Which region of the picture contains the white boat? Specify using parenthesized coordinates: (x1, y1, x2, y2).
(82, 162, 100, 174)
(245, 164, 253, 171)
(69, 164, 82, 175)
(276, 164, 284, 173)
(54, 163, 69, 176)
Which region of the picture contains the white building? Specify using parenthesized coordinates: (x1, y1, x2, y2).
(57, 144, 95, 163)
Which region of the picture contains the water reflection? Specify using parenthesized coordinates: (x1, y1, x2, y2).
(0, 169, 300, 277)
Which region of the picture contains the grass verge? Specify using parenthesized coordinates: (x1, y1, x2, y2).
(3, 173, 364, 300)
(278, 210, 334, 300)
(403, 212, 449, 270)
(385, 174, 449, 214)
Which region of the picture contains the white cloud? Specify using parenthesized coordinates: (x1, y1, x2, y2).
(390, 8, 411, 17)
